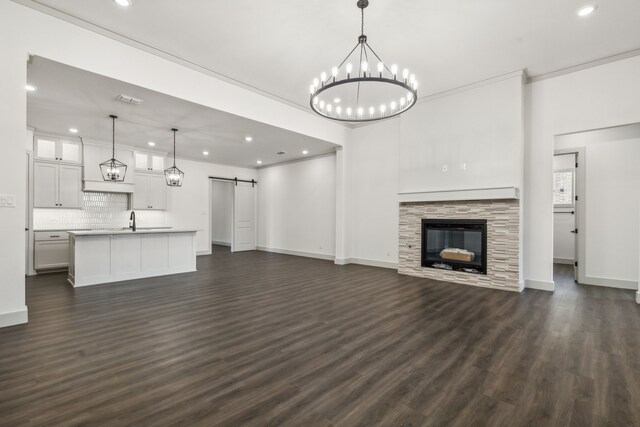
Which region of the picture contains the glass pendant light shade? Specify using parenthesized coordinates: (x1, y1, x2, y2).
(164, 128, 184, 187)
(101, 115, 127, 182)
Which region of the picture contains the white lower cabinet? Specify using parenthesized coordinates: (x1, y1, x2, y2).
(34, 232, 70, 270)
(133, 173, 166, 210)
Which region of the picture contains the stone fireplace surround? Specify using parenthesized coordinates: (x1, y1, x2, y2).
(399, 199, 521, 291)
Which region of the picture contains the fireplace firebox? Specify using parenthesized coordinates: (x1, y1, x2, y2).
(421, 219, 487, 275)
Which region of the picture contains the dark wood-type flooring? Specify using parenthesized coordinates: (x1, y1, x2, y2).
(1, 249, 639, 426)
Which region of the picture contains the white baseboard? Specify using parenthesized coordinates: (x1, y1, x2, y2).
(256, 246, 335, 261)
(211, 240, 231, 247)
(525, 279, 555, 292)
(0, 306, 28, 328)
(553, 258, 574, 265)
(334, 257, 398, 270)
(197, 249, 212, 256)
(581, 276, 637, 290)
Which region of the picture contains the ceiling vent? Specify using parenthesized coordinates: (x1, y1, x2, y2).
(116, 94, 143, 105)
(276, 151, 287, 155)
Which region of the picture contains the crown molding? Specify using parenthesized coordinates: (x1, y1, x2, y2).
(11, 0, 349, 126)
(256, 151, 336, 170)
(528, 48, 640, 83)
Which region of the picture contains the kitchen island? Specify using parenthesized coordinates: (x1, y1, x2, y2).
(68, 228, 197, 287)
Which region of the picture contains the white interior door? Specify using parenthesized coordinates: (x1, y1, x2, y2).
(232, 181, 256, 252)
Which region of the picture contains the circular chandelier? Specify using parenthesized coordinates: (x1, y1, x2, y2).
(309, 0, 418, 123)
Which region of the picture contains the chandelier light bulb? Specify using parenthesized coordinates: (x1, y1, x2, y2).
(319, 100, 325, 109)
(402, 68, 410, 81)
(362, 61, 368, 77)
(391, 64, 398, 77)
(336, 106, 342, 115)
(369, 106, 375, 116)
(313, 96, 319, 105)
(357, 107, 364, 117)
(346, 107, 352, 116)
(332, 66, 338, 77)
(320, 72, 327, 84)
(390, 101, 397, 111)
(327, 104, 333, 113)
(380, 104, 386, 114)
(400, 97, 406, 107)
(407, 93, 414, 102)
(412, 80, 418, 90)
(346, 63, 353, 77)
(377, 62, 384, 76)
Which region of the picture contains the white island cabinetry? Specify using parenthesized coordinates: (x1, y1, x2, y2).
(68, 229, 197, 287)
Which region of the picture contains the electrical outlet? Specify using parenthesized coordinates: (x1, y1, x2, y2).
(442, 164, 448, 173)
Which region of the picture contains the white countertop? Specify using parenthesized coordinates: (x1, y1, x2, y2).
(68, 228, 198, 236)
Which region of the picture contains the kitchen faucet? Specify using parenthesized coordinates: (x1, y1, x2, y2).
(129, 211, 136, 232)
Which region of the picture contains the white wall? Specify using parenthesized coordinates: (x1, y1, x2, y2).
(525, 55, 640, 290)
(343, 75, 524, 268)
(399, 74, 524, 194)
(555, 125, 640, 288)
(344, 119, 400, 267)
(257, 155, 336, 259)
(0, 1, 346, 327)
(165, 158, 256, 255)
(210, 180, 233, 245)
(552, 154, 576, 263)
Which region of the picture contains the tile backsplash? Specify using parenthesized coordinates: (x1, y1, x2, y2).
(34, 192, 166, 230)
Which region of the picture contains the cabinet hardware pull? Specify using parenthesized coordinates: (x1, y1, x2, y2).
(50, 235, 60, 238)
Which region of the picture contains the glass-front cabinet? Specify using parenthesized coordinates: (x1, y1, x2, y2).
(34, 135, 82, 164)
(135, 151, 165, 173)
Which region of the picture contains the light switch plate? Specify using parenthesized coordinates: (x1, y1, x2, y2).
(0, 195, 16, 207)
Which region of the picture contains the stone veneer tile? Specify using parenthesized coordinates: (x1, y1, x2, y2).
(398, 199, 521, 292)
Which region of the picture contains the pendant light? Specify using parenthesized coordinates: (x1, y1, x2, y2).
(100, 115, 127, 181)
(164, 128, 184, 187)
(308, 0, 418, 122)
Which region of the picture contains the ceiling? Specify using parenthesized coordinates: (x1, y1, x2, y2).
(17, 0, 640, 110)
(27, 57, 338, 168)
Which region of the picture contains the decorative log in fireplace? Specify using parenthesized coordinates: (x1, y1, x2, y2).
(421, 219, 487, 274)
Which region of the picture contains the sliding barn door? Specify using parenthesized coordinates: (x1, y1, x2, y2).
(232, 181, 256, 252)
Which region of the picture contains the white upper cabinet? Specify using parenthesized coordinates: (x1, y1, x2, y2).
(33, 162, 82, 208)
(134, 150, 166, 173)
(35, 135, 82, 164)
(133, 173, 166, 210)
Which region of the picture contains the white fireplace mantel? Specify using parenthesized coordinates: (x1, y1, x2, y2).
(398, 187, 519, 203)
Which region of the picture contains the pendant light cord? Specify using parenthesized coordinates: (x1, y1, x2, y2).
(112, 116, 115, 159)
(361, 7, 364, 36)
(173, 130, 177, 167)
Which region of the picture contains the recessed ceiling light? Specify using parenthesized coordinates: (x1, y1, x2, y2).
(25, 85, 37, 92)
(69, 128, 79, 133)
(577, 5, 596, 16)
(113, 0, 131, 6)
(302, 150, 309, 155)
(147, 141, 155, 146)
(203, 151, 209, 155)
(256, 160, 262, 164)
(333, 98, 341, 103)
(245, 136, 253, 142)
